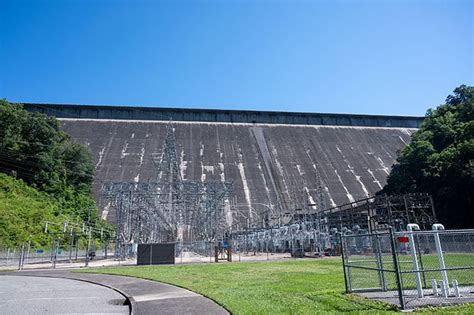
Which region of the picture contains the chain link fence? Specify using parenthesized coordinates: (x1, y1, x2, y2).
(341, 228, 474, 310)
(1, 241, 115, 270)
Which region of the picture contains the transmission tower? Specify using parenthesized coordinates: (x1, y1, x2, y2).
(152, 122, 185, 241)
(101, 121, 233, 258)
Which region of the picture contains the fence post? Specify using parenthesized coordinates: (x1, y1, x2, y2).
(339, 234, 350, 293)
(104, 239, 108, 259)
(18, 243, 24, 271)
(25, 238, 31, 265)
(389, 228, 405, 310)
(75, 238, 79, 261)
(69, 231, 74, 262)
(433, 224, 449, 297)
(374, 234, 387, 291)
(52, 240, 57, 269)
(415, 233, 427, 288)
(238, 244, 241, 262)
(85, 227, 92, 267)
(50, 238, 55, 262)
(407, 224, 423, 298)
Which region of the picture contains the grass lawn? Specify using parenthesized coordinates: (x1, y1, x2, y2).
(80, 258, 474, 314)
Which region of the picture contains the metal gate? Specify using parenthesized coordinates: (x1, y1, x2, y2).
(341, 227, 474, 310)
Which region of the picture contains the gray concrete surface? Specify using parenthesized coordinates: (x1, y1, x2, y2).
(8, 270, 229, 315)
(0, 275, 129, 314)
(24, 103, 423, 127)
(24, 103, 420, 225)
(41, 117, 415, 224)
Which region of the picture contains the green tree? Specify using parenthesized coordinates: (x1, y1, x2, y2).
(0, 100, 102, 228)
(384, 85, 474, 228)
(0, 100, 94, 195)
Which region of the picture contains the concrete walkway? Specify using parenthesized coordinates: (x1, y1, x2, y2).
(4, 270, 229, 315)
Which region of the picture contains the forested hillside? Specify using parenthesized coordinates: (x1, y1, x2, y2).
(384, 85, 474, 228)
(0, 100, 105, 247)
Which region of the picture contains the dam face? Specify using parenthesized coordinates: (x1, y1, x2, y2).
(25, 104, 422, 224)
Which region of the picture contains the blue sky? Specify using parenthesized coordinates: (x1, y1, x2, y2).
(0, 0, 472, 116)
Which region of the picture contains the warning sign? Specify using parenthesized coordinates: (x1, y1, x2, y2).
(397, 236, 409, 243)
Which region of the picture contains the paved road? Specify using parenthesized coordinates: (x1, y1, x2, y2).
(8, 270, 229, 315)
(0, 275, 129, 314)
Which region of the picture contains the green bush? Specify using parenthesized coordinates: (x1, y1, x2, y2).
(0, 173, 75, 247)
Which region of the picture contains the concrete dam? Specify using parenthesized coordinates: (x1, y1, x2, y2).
(25, 104, 422, 233)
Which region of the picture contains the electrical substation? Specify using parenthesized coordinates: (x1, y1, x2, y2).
(21, 104, 439, 260)
(93, 119, 439, 261)
(2, 104, 472, 311)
